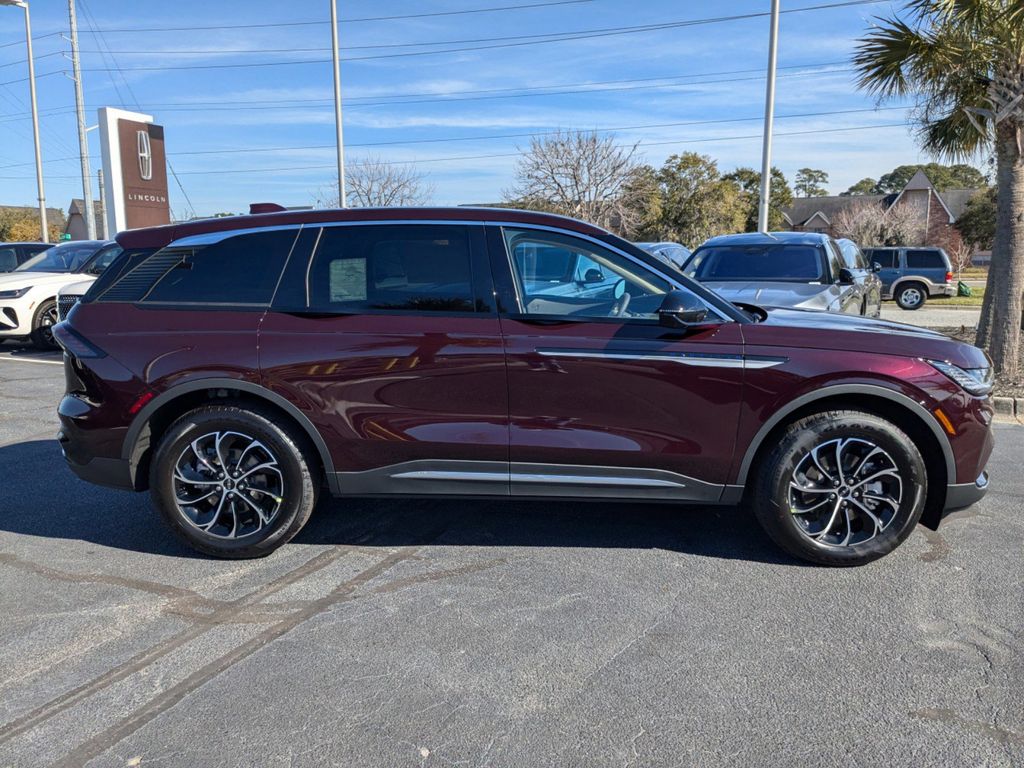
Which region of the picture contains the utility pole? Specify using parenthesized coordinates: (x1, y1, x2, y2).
(68, 0, 95, 239)
(329, 0, 347, 207)
(757, 0, 781, 233)
(97, 169, 108, 239)
(0, 1, 48, 241)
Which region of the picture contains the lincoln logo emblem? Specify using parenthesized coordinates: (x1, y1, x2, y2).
(137, 130, 152, 181)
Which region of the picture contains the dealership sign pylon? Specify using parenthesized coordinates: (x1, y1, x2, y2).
(98, 107, 171, 234)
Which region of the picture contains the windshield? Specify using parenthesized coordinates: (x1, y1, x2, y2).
(684, 244, 825, 282)
(81, 243, 123, 275)
(15, 242, 104, 273)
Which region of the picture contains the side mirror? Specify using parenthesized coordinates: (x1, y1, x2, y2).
(838, 267, 856, 285)
(582, 268, 604, 285)
(657, 290, 710, 329)
(873, 262, 882, 273)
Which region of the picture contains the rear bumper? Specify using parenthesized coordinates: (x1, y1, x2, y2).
(943, 471, 989, 512)
(58, 394, 136, 491)
(935, 284, 957, 297)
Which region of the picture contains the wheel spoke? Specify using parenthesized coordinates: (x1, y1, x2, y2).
(849, 497, 884, 539)
(851, 468, 900, 490)
(236, 491, 272, 526)
(809, 444, 835, 484)
(789, 480, 832, 494)
(834, 439, 847, 485)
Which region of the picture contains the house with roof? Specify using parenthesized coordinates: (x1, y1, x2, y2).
(782, 169, 982, 254)
(64, 199, 106, 241)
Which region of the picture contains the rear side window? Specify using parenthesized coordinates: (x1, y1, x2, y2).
(906, 249, 946, 269)
(0, 248, 16, 271)
(866, 249, 898, 269)
(302, 225, 476, 313)
(140, 229, 298, 305)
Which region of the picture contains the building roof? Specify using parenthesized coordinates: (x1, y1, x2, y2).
(783, 195, 891, 227)
(116, 206, 608, 249)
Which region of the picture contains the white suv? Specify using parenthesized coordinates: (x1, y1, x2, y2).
(0, 240, 118, 349)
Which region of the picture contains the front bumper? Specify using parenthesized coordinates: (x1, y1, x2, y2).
(944, 471, 990, 512)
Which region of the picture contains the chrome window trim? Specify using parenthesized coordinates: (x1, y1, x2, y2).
(161, 218, 733, 323)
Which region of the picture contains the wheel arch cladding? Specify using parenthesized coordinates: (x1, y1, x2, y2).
(122, 378, 335, 492)
(735, 385, 953, 528)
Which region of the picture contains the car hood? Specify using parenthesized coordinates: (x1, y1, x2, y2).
(0, 271, 90, 290)
(704, 281, 832, 310)
(741, 306, 989, 368)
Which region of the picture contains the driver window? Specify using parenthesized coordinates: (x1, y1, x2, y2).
(504, 228, 671, 320)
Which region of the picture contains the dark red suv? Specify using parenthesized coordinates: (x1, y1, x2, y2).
(54, 208, 994, 565)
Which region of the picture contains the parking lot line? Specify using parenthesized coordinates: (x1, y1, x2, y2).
(0, 354, 62, 366)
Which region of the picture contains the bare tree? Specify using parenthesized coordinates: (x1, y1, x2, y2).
(318, 157, 434, 208)
(504, 130, 640, 233)
(948, 240, 974, 281)
(832, 199, 926, 247)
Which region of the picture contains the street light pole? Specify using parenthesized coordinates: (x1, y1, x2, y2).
(757, 0, 781, 234)
(1, 0, 48, 241)
(329, 0, 347, 208)
(68, 0, 95, 239)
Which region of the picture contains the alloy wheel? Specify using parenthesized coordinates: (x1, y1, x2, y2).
(787, 437, 903, 547)
(172, 431, 284, 539)
(899, 287, 923, 308)
(38, 305, 59, 346)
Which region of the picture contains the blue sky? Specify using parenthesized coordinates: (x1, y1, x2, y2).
(0, 0, 960, 218)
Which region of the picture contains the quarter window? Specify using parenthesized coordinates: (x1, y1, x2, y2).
(906, 249, 946, 269)
(142, 229, 297, 305)
(0, 248, 16, 272)
(305, 225, 476, 313)
(504, 228, 671, 320)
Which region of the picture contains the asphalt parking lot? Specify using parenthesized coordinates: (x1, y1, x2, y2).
(0, 339, 1022, 767)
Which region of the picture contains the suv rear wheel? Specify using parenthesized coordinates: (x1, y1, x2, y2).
(149, 404, 320, 558)
(895, 282, 926, 310)
(752, 410, 926, 566)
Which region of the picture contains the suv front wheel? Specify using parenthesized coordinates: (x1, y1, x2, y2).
(752, 410, 926, 566)
(149, 404, 320, 558)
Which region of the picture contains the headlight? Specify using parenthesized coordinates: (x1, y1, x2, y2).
(927, 359, 994, 396)
(0, 286, 32, 300)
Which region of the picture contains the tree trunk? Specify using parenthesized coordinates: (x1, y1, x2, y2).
(985, 121, 1024, 378)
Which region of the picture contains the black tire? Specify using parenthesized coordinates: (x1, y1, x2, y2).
(895, 282, 927, 310)
(149, 404, 321, 558)
(29, 299, 59, 350)
(751, 410, 926, 566)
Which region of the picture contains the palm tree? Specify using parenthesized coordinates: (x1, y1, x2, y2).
(853, 0, 1024, 377)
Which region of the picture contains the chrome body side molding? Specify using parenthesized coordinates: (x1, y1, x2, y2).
(536, 348, 787, 370)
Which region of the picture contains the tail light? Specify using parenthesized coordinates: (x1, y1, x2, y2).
(51, 322, 106, 359)
(945, 271, 954, 283)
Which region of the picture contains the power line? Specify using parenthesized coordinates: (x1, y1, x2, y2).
(0, 123, 911, 180)
(74, 1, 885, 72)
(0, 62, 856, 123)
(79, 1, 598, 34)
(0, 106, 911, 170)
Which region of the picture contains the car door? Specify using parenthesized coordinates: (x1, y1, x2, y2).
(259, 222, 510, 495)
(866, 248, 900, 297)
(825, 240, 860, 314)
(488, 225, 746, 501)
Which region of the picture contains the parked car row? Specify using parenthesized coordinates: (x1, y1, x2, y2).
(54, 206, 992, 567)
(0, 240, 119, 349)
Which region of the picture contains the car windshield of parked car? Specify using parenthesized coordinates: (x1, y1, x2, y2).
(684, 245, 824, 282)
(15, 243, 99, 273)
(80, 243, 123, 275)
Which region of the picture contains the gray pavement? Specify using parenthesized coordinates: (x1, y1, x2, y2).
(881, 303, 981, 329)
(0, 340, 1022, 767)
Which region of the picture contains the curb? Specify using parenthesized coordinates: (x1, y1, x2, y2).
(992, 396, 1023, 424)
